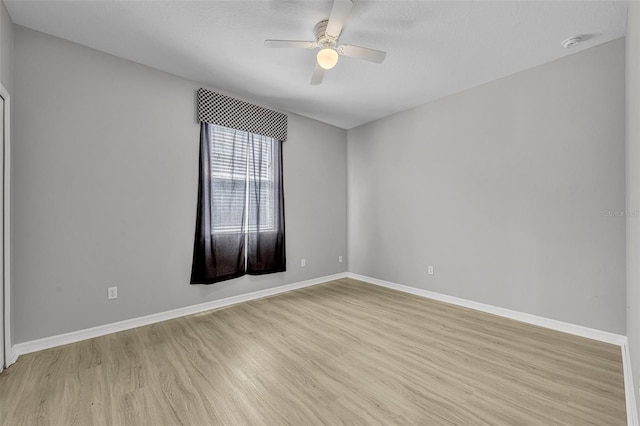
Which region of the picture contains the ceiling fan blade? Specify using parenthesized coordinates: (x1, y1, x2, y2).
(325, 0, 353, 38)
(265, 40, 317, 49)
(337, 44, 387, 64)
(311, 64, 325, 85)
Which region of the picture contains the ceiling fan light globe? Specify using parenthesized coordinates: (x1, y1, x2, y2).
(317, 48, 339, 70)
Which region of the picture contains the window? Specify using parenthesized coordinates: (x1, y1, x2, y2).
(209, 125, 276, 234)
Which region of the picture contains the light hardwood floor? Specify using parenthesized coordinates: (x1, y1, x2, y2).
(0, 278, 626, 425)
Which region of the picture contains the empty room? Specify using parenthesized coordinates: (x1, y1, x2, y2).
(0, 0, 639, 424)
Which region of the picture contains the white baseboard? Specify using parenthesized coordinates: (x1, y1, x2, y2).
(12, 272, 347, 358)
(347, 273, 626, 345)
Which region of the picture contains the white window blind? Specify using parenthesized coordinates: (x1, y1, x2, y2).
(209, 125, 275, 233)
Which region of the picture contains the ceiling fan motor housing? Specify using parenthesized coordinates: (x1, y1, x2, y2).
(314, 20, 337, 49)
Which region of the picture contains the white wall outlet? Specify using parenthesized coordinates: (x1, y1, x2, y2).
(301, 258, 306, 267)
(338, 256, 343, 263)
(428, 266, 434, 275)
(108, 286, 118, 300)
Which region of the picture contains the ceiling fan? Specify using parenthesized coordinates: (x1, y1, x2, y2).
(264, 0, 387, 85)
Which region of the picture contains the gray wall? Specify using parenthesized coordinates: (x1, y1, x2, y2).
(0, 0, 12, 93)
(12, 26, 347, 343)
(627, 1, 640, 416)
(9, 22, 627, 343)
(348, 39, 626, 334)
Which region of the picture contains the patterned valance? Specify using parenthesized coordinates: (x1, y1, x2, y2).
(197, 88, 288, 142)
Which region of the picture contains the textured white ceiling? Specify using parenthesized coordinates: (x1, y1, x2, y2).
(5, 1, 628, 129)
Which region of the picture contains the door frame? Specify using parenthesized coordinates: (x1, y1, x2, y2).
(0, 83, 12, 368)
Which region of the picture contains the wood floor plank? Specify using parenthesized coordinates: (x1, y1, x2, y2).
(0, 278, 626, 425)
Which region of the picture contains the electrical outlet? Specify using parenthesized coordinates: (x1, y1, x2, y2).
(428, 266, 434, 275)
(108, 286, 118, 300)
(338, 256, 343, 263)
(301, 258, 306, 267)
